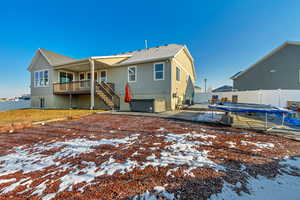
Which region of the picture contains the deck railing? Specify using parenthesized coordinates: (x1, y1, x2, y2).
(53, 80, 91, 94)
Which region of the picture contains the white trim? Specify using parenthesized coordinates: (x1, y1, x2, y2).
(298, 70, 300, 83)
(34, 69, 50, 88)
(176, 66, 181, 82)
(128, 66, 137, 82)
(153, 62, 165, 81)
(99, 69, 108, 82)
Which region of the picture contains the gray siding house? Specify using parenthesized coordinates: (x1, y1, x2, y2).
(28, 44, 196, 111)
(231, 41, 300, 91)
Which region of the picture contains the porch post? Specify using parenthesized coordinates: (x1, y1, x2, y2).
(90, 59, 95, 110)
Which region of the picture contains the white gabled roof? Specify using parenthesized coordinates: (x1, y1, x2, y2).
(231, 41, 300, 80)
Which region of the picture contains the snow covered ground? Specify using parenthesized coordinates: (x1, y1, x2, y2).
(0, 114, 299, 199)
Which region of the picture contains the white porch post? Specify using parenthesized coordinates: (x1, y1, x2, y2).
(90, 59, 95, 110)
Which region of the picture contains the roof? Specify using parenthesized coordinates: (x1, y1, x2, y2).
(114, 44, 184, 65)
(39, 48, 76, 65)
(230, 71, 242, 80)
(212, 85, 233, 92)
(231, 41, 300, 80)
(29, 44, 196, 78)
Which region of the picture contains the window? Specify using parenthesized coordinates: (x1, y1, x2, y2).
(154, 63, 164, 80)
(86, 72, 98, 81)
(34, 70, 49, 87)
(128, 66, 137, 82)
(186, 74, 190, 83)
(59, 72, 74, 83)
(79, 72, 85, 88)
(100, 70, 107, 82)
(176, 66, 181, 82)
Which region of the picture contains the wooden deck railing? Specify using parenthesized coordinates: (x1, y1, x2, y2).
(53, 80, 91, 94)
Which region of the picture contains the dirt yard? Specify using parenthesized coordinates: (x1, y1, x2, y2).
(0, 114, 299, 200)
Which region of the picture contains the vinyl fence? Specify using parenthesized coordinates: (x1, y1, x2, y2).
(194, 89, 300, 108)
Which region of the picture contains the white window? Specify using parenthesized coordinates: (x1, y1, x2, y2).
(154, 62, 164, 80)
(186, 74, 190, 83)
(128, 66, 137, 82)
(176, 66, 181, 82)
(34, 70, 49, 87)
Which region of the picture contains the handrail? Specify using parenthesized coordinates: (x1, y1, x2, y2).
(53, 80, 91, 93)
(96, 82, 120, 109)
(53, 80, 90, 86)
(97, 83, 113, 101)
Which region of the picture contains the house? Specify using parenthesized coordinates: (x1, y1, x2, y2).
(212, 85, 233, 92)
(231, 41, 300, 91)
(28, 44, 196, 111)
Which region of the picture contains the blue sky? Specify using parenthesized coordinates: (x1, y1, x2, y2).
(1, 0, 300, 97)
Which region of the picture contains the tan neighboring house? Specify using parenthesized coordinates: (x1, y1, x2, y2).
(28, 44, 196, 111)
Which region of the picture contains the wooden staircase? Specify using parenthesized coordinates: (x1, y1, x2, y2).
(95, 82, 120, 110)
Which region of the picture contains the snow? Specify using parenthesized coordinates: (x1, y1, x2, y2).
(241, 141, 275, 149)
(132, 186, 175, 200)
(196, 111, 224, 122)
(226, 141, 236, 148)
(0, 178, 16, 184)
(0, 134, 140, 199)
(211, 157, 300, 200)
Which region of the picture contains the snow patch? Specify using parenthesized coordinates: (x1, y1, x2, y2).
(241, 141, 274, 149)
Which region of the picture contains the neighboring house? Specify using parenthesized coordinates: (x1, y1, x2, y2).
(231, 41, 300, 91)
(28, 44, 196, 111)
(212, 85, 233, 92)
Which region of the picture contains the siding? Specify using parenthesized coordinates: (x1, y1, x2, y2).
(234, 44, 300, 90)
(171, 49, 195, 109)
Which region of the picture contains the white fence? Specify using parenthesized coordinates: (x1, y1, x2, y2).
(194, 89, 300, 108)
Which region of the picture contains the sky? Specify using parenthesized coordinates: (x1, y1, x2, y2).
(1, 0, 300, 97)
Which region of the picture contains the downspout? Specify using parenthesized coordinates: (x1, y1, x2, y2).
(89, 58, 95, 110)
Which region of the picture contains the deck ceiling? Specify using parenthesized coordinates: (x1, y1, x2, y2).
(53, 60, 111, 72)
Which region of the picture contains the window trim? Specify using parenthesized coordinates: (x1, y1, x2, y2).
(128, 66, 137, 82)
(153, 62, 165, 81)
(176, 66, 181, 82)
(34, 69, 49, 88)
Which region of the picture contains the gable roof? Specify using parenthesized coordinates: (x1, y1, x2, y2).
(27, 48, 76, 71)
(231, 41, 300, 80)
(39, 48, 76, 65)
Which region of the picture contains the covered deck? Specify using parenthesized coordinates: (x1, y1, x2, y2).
(52, 55, 130, 109)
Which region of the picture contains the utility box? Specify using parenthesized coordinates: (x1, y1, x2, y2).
(130, 99, 166, 113)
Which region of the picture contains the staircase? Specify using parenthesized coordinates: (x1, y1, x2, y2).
(95, 82, 120, 110)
